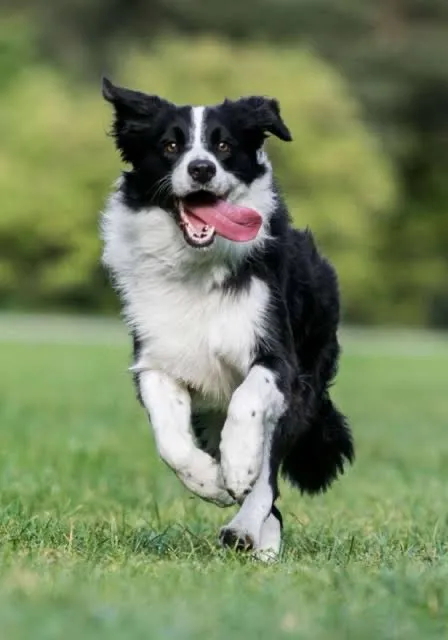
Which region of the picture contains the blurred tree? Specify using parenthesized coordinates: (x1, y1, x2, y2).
(321, 0, 448, 325)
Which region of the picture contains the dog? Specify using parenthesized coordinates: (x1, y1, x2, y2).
(100, 77, 354, 559)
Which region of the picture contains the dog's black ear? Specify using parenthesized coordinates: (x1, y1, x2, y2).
(228, 96, 292, 143)
(102, 77, 169, 118)
(101, 77, 174, 164)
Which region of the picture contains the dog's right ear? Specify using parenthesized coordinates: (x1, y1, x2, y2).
(102, 77, 167, 118)
(101, 77, 174, 164)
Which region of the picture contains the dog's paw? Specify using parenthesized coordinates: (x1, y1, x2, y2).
(177, 451, 236, 507)
(205, 489, 237, 508)
(219, 526, 255, 551)
(253, 511, 282, 562)
(219, 510, 282, 561)
(220, 459, 258, 503)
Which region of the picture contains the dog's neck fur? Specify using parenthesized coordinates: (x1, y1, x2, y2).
(101, 192, 271, 405)
(100, 154, 281, 405)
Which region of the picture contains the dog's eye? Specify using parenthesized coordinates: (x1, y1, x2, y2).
(164, 141, 179, 154)
(217, 141, 230, 153)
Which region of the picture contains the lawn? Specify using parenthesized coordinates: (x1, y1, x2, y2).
(0, 315, 447, 639)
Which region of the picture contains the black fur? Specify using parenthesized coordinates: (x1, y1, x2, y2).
(102, 78, 291, 211)
(207, 206, 355, 496)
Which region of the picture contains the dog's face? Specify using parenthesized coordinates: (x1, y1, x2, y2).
(103, 78, 291, 250)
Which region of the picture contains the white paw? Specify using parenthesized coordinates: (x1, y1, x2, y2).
(177, 450, 235, 507)
(219, 502, 264, 552)
(219, 525, 259, 551)
(221, 457, 260, 502)
(219, 511, 281, 561)
(253, 512, 282, 562)
(252, 547, 279, 563)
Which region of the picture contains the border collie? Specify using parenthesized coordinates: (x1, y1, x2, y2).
(100, 78, 354, 560)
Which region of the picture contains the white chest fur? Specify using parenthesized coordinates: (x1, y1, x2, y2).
(101, 196, 270, 406)
(133, 274, 269, 405)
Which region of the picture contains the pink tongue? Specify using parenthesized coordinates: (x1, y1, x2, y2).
(184, 200, 262, 242)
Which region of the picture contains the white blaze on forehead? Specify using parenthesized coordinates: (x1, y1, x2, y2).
(171, 105, 215, 195)
(190, 106, 206, 152)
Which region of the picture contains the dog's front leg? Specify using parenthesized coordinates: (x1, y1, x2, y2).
(219, 426, 283, 559)
(219, 356, 292, 559)
(220, 365, 286, 502)
(138, 370, 234, 506)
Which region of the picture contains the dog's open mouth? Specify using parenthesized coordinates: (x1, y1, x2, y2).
(177, 192, 262, 248)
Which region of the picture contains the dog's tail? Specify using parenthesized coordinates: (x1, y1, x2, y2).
(281, 396, 354, 494)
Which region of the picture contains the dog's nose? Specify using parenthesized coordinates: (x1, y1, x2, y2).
(187, 159, 216, 184)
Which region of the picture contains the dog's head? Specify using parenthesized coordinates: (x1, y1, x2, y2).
(102, 78, 291, 250)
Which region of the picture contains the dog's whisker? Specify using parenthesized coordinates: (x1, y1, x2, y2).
(150, 176, 173, 201)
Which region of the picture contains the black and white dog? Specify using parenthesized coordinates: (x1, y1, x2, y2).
(100, 78, 354, 559)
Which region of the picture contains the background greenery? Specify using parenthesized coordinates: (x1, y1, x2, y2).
(1, 1, 447, 325)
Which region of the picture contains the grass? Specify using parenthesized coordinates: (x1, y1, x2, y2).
(1, 315, 448, 639)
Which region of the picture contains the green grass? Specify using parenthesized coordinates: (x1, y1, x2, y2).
(1, 316, 448, 639)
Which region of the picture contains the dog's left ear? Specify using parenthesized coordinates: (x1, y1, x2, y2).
(230, 96, 292, 142)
